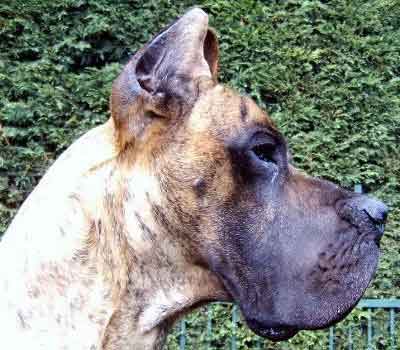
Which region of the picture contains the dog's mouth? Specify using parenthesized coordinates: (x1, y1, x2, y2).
(246, 319, 298, 341)
(214, 224, 381, 341)
(209, 201, 384, 342)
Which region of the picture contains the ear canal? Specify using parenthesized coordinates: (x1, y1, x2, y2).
(136, 37, 167, 93)
(110, 8, 220, 149)
(203, 29, 219, 82)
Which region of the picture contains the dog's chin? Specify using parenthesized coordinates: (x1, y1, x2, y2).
(246, 319, 298, 341)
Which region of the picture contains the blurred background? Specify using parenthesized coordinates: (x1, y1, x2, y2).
(0, 0, 399, 348)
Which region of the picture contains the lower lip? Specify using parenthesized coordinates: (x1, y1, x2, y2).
(257, 326, 298, 341)
(246, 318, 298, 341)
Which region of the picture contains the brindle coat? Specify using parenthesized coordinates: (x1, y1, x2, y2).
(0, 8, 388, 350)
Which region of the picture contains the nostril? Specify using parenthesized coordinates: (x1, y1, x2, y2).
(362, 208, 385, 236)
(362, 200, 389, 225)
(381, 208, 389, 223)
(361, 200, 388, 243)
(363, 208, 387, 227)
(338, 196, 388, 244)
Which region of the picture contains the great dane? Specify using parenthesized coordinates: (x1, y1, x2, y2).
(0, 8, 388, 350)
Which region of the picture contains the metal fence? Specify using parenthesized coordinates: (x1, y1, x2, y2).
(177, 299, 399, 350)
(337, 299, 399, 350)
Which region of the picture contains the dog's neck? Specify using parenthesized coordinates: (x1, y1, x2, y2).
(1, 120, 227, 349)
(76, 120, 228, 349)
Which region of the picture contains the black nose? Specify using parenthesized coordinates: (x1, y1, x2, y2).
(338, 195, 389, 242)
(360, 198, 389, 226)
(356, 197, 389, 239)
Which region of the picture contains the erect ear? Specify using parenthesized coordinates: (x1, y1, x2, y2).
(111, 8, 219, 148)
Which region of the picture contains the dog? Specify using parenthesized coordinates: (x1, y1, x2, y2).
(0, 8, 388, 350)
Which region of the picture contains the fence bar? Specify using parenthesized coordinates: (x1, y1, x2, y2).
(348, 324, 353, 350)
(207, 306, 212, 349)
(367, 308, 372, 350)
(389, 308, 395, 350)
(329, 326, 335, 350)
(231, 305, 238, 350)
(179, 319, 186, 350)
(358, 299, 400, 308)
(255, 337, 261, 349)
(354, 184, 363, 194)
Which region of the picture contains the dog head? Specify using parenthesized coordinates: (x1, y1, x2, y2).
(110, 8, 388, 341)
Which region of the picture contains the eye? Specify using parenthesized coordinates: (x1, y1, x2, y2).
(252, 143, 277, 164)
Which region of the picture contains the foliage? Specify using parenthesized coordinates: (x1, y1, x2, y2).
(0, 0, 399, 348)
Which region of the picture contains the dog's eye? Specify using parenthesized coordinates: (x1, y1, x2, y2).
(252, 143, 277, 164)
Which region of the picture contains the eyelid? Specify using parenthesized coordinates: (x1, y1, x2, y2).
(249, 130, 290, 168)
(250, 131, 278, 148)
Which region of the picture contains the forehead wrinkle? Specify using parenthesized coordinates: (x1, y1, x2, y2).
(245, 97, 276, 129)
(239, 96, 248, 122)
(187, 85, 278, 146)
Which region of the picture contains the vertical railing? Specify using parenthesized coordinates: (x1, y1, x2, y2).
(390, 308, 396, 349)
(207, 306, 212, 348)
(348, 324, 353, 350)
(354, 184, 363, 195)
(231, 305, 238, 350)
(367, 308, 373, 350)
(179, 319, 186, 350)
(329, 326, 335, 350)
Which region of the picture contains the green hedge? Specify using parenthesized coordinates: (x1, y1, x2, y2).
(1, 0, 399, 348)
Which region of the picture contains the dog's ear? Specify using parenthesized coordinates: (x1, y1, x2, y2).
(111, 8, 219, 148)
